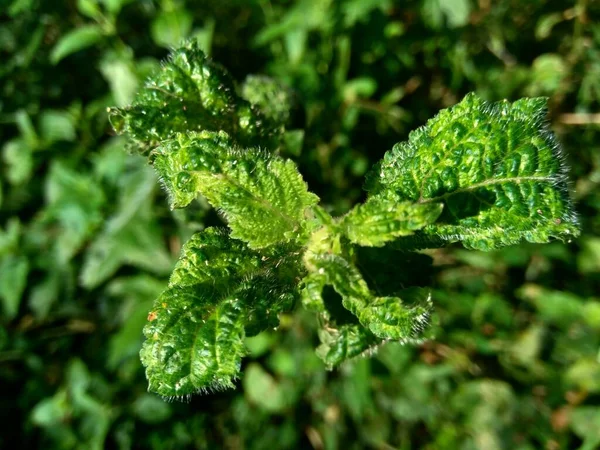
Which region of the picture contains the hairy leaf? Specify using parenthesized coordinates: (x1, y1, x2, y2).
(153, 131, 319, 248)
(365, 93, 579, 250)
(316, 324, 382, 369)
(140, 228, 298, 397)
(341, 195, 443, 246)
(306, 252, 432, 340)
(108, 41, 282, 153)
(141, 285, 247, 397)
(300, 272, 328, 315)
(301, 272, 384, 368)
(241, 75, 293, 127)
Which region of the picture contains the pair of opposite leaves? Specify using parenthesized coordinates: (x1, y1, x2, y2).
(110, 42, 579, 398)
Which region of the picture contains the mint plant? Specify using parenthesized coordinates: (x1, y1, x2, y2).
(109, 41, 580, 398)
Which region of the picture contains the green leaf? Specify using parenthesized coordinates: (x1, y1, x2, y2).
(29, 271, 61, 319)
(50, 25, 104, 65)
(566, 359, 600, 394)
(243, 363, 290, 412)
(300, 272, 328, 315)
(106, 275, 163, 369)
(570, 407, 600, 450)
(109, 41, 282, 153)
(14, 109, 38, 148)
(316, 323, 382, 369)
(526, 54, 567, 96)
(306, 252, 432, 341)
(76, 0, 102, 20)
(421, 0, 471, 29)
(341, 195, 443, 246)
(80, 164, 172, 288)
(2, 138, 33, 185)
(0, 254, 29, 320)
(99, 52, 139, 107)
(152, 131, 319, 248)
(365, 93, 580, 250)
(132, 394, 172, 424)
(43, 162, 106, 263)
(151, 9, 193, 49)
(0, 218, 21, 256)
(39, 110, 77, 143)
(240, 75, 293, 128)
(140, 228, 297, 397)
(301, 271, 383, 367)
(101, 0, 130, 14)
(578, 237, 600, 274)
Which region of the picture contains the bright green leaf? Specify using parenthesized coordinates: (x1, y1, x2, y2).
(132, 394, 172, 424)
(76, 0, 102, 20)
(153, 131, 319, 248)
(566, 358, 600, 393)
(43, 162, 105, 263)
(300, 270, 384, 368)
(29, 272, 61, 319)
(365, 93, 580, 250)
(341, 195, 443, 246)
(526, 54, 568, 96)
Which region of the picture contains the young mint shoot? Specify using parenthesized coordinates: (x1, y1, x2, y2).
(109, 41, 580, 399)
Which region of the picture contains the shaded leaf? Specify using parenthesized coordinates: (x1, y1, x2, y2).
(0, 254, 28, 320)
(316, 323, 382, 369)
(80, 164, 172, 288)
(307, 252, 432, 341)
(109, 41, 282, 153)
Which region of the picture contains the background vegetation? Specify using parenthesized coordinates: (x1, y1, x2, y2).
(1, 0, 599, 448)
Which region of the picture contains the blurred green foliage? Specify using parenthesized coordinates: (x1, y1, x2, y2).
(1, 0, 599, 448)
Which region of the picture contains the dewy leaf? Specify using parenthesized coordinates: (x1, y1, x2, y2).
(152, 131, 319, 248)
(108, 40, 282, 154)
(365, 93, 580, 250)
(306, 252, 432, 341)
(341, 195, 443, 247)
(140, 228, 297, 397)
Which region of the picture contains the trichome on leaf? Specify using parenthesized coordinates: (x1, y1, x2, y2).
(109, 41, 580, 398)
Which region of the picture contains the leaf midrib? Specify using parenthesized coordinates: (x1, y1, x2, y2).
(418, 175, 555, 204)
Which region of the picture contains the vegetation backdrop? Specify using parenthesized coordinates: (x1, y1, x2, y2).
(1, 0, 599, 449)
